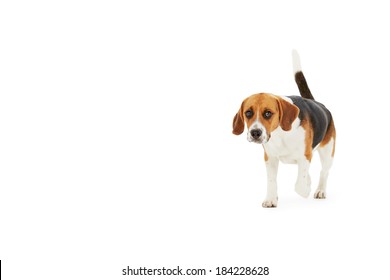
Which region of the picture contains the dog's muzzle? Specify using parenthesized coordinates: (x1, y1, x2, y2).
(247, 128, 267, 144)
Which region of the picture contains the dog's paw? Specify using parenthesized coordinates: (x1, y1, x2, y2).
(262, 198, 278, 208)
(295, 183, 310, 198)
(314, 190, 326, 199)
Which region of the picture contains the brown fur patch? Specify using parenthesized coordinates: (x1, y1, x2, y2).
(264, 151, 269, 161)
(301, 116, 313, 161)
(320, 119, 336, 157)
(276, 97, 300, 131)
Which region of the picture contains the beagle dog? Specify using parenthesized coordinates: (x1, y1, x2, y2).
(232, 50, 336, 207)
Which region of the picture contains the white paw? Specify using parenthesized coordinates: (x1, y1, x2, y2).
(262, 197, 278, 208)
(295, 182, 311, 198)
(314, 189, 326, 199)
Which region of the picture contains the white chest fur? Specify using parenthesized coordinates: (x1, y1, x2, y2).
(263, 119, 306, 164)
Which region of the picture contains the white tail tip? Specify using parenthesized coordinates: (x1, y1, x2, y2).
(292, 49, 302, 73)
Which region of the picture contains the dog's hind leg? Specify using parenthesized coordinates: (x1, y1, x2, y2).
(314, 138, 335, 199)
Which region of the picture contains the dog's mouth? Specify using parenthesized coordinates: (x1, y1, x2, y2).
(248, 136, 269, 145)
(249, 138, 264, 144)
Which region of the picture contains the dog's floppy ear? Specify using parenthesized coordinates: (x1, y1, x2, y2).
(277, 97, 300, 131)
(232, 102, 245, 135)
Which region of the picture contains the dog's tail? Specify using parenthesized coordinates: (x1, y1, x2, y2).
(292, 50, 315, 100)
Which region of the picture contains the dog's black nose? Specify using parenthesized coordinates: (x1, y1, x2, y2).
(250, 129, 262, 139)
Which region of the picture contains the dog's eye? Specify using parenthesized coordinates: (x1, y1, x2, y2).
(263, 110, 272, 119)
(245, 110, 254, 119)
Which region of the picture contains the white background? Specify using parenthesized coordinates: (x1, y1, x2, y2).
(1, 0, 389, 279)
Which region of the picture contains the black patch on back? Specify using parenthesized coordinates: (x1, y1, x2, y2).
(288, 96, 332, 148)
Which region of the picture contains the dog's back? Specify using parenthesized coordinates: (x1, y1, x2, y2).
(290, 50, 335, 149)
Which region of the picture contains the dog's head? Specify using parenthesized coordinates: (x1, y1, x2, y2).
(232, 93, 299, 144)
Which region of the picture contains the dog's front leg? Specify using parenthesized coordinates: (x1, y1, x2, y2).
(295, 158, 311, 198)
(262, 156, 279, 208)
